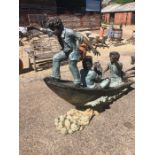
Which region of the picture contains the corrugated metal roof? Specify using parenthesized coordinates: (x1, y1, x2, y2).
(101, 2, 135, 13)
(101, 3, 121, 13)
(116, 2, 135, 12)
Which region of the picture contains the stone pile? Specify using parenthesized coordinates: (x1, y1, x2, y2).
(54, 88, 129, 135)
(54, 108, 99, 135)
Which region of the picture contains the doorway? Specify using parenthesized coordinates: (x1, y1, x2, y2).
(110, 13, 115, 24)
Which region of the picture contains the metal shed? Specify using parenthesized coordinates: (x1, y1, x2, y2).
(101, 2, 135, 25)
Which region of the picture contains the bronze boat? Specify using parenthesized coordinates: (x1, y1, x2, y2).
(44, 77, 134, 106)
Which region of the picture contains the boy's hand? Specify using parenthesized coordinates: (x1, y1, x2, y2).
(27, 25, 36, 31)
(92, 49, 100, 56)
(27, 24, 40, 31)
(63, 47, 71, 54)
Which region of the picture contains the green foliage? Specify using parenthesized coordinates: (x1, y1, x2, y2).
(112, 0, 135, 4)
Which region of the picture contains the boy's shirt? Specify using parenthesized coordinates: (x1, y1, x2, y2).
(61, 28, 82, 51)
(61, 28, 83, 60)
(45, 27, 82, 61)
(108, 62, 123, 78)
(80, 69, 98, 88)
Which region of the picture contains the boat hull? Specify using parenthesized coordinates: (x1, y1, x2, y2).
(44, 77, 134, 106)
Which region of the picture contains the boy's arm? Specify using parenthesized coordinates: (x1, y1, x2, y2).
(115, 62, 123, 71)
(72, 31, 100, 56)
(57, 35, 64, 50)
(27, 24, 54, 36)
(125, 66, 135, 72)
(120, 62, 123, 70)
(103, 64, 109, 73)
(82, 36, 100, 56)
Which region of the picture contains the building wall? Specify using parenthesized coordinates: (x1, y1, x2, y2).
(102, 13, 110, 24)
(114, 12, 133, 25)
(20, 13, 30, 26)
(49, 13, 101, 29)
(20, 13, 101, 29)
(19, 0, 56, 5)
(19, 0, 99, 28)
(102, 12, 134, 25)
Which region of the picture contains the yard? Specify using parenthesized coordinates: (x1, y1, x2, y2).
(19, 25, 135, 155)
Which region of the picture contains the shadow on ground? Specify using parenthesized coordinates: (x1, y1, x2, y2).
(76, 86, 134, 113)
(20, 61, 68, 74)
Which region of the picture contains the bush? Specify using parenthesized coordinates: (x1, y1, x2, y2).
(113, 0, 135, 4)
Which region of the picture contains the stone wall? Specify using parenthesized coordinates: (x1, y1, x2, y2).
(20, 13, 101, 29)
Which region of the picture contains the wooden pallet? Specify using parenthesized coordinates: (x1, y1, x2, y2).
(27, 36, 61, 71)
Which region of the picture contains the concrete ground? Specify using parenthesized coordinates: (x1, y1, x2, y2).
(20, 25, 135, 155)
(20, 78, 134, 155)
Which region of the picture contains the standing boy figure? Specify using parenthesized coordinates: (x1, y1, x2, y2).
(28, 17, 100, 86)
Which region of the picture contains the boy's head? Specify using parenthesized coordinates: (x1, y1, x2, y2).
(46, 17, 64, 35)
(82, 56, 93, 70)
(109, 51, 120, 63)
(93, 62, 102, 75)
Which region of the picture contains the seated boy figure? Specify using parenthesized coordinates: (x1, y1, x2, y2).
(80, 56, 110, 88)
(104, 51, 124, 87)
